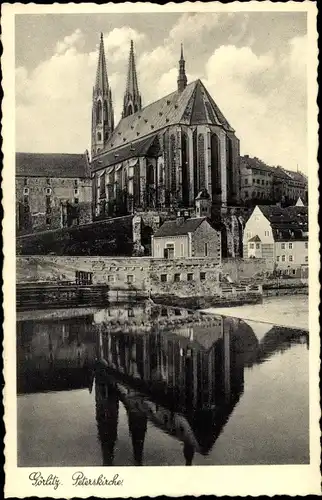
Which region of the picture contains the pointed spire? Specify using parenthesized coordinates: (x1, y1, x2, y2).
(122, 40, 142, 118)
(177, 43, 187, 93)
(91, 32, 114, 157)
(180, 43, 184, 61)
(95, 32, 109, 93)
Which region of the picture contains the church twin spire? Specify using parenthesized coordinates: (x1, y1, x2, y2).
(92, 33, 188, 157)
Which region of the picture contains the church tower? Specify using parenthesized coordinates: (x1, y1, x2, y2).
(122, 40, 142, 118)
(177, 44, 187, 93)
(91, 33, 114, 158)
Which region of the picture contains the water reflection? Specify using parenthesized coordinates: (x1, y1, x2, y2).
(17, 302, 309, 466)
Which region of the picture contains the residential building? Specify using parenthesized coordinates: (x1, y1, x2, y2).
(240, 155, 274, 203)
(16, 152, 92, 234)
(152, 216, 221, 261)
(272, 166, 308, 205)
(243, 204, 308, 276)
(240, 155, 308, 206)
(90, 35, 241, 219)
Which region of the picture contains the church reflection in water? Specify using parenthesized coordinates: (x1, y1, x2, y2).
(16, 302, 309, 466)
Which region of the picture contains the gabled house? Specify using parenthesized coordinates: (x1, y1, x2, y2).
(243, 205, 308, 275)
(152, 216, 221, 262)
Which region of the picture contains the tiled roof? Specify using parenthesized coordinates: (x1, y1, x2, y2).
(154, 217, 208, 237)
(95, 79, 234, 159)
(91, 134, 157, 172)
(240, 156, 274, 174)
(241, 157, 308, 186)
(16, 153, 90, 178)
(258, 205, 308, 240)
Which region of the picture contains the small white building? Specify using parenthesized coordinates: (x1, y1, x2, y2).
(152, 217, 221, 262)
(243, 205, 308, 276)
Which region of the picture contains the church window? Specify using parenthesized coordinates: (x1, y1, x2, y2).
(96, 101, 102, 122)
(127, 103, 134, 116)
(24, 177, 28, 186)
(181, 132, 189, 207)
(23, 187, 29, 195)
(198, 134, 205, 190)
(97, 132, 102, 141)
(103, 101, 108, 120)
(45, 187, 52, 195)
(210, 133, 221, 203)
(226, 135, 234, 202)
(170, 134, 176, 195)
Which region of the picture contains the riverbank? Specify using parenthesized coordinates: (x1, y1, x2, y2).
(202, 294, 309, 330)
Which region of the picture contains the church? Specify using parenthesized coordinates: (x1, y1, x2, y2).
(90, 33, 241, 219)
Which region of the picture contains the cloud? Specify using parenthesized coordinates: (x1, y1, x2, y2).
(203, 40, 307, 171)
(55, 28, 85, 55)
(104, 27, 147, 63)
(169, 12, 219, 42)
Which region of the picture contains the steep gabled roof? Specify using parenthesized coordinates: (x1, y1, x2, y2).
(95, 79, 234, 158)
(16, 152, 90, 178)
(258, 205, 308, 240)
(154, 217, 209, 238)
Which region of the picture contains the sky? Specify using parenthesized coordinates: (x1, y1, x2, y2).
(15, 12, 308, 173)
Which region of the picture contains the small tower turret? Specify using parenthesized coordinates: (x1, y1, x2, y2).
(177, 43, 187, 93)
(195, 189, 211, 218)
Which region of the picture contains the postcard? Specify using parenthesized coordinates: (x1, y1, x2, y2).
(2, 1, 320, 497)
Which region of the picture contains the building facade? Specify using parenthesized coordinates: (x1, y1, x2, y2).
(16, 152, 92, 234)
(91, 35, 241, 220)
(152, 216, 221, 261)
(240, 155, 308, 206)
(243, 204, 308, 275)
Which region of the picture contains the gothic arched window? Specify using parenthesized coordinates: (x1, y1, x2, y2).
(96, 101, 102, 123)
(198, 133, 205, 190)
(97, 132, 102, 141)
(181, 132, 189, 207)
(211, 133, 221, 203)
(170, 134, 176, 194)
(103, 101, 108, 121)
(127, 103, 134, 116)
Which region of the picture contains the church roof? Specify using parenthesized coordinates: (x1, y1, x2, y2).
(16, 152, 90, 178)
(95, 79, 234, 159)
(91, 134, 157, 171)
(154, 217, 209, 238)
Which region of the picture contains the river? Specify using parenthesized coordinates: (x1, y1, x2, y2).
(17, 297, 309, 467)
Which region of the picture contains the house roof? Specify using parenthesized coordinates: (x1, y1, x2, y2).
(94, 79, 234, 161)
(154, 217, 209, 238)
(240, 156, 274, 174)
(16, 152, 90, 179)
(258, 205, 308, 240)
(241, 157, 307, 186)
(248, 235, 261, 242)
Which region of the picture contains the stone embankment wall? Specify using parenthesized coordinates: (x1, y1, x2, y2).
(221, 257, 274, 281)
(16, 256, 221, 297)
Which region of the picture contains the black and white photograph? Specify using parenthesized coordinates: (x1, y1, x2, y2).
(2, 2, 320, 497)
